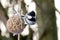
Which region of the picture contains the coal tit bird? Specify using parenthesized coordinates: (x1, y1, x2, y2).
(25, 11, 37, 25)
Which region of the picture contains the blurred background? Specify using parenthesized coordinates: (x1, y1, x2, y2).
(0, 0, 58, 40)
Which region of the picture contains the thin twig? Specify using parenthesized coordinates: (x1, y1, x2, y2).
(18, 33, 20, 40)
(17, 0, 23, 40)
(18, 0, 23, 29)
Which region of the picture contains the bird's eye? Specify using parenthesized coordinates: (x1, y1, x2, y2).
(28, 11, 35, 16)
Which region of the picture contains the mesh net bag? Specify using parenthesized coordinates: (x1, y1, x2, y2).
(6, 14, 25, 34)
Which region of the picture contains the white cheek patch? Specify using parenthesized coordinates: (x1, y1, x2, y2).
(27, 15, 32, 19)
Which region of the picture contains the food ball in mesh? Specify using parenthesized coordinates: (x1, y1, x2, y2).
(6, 14, 25, 34)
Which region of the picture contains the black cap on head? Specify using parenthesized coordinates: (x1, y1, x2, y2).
(28, 11, 35, 16)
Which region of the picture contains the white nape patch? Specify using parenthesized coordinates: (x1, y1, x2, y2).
(26, 15, 32, 19)
(21, 25, 29, 36)
(0, 0, 9, 8)
(24, 0, 32, 5)
(54, 0, 60, 12)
